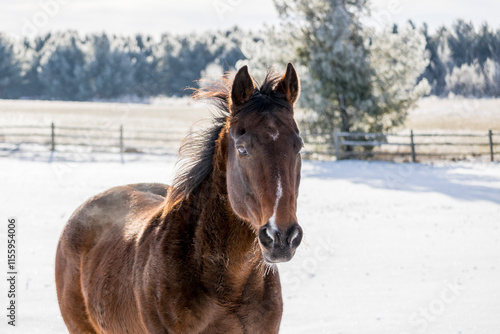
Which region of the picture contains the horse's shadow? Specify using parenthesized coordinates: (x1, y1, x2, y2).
(302, 160, 500, 205)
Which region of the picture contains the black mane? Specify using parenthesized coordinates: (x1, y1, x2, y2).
(167, 68, 290, 206)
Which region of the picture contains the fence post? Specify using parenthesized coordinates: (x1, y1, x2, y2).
(410, 130, 416, 163)
(334, 128, 340, 160)
(489, 129, 494, 162)
(120, 125, 124, 153)
(51, 122, 55, 151)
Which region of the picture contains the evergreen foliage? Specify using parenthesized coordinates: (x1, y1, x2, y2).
(274, 0, 430, 141)
(0, 34, 23, 98)
(0, 28, 246, 100)
(0, 20, 499, 102)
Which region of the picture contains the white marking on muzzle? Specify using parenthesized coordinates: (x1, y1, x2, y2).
(268, 174, 283, 230)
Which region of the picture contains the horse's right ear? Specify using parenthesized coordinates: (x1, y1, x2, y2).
(231, 66, 255, 110)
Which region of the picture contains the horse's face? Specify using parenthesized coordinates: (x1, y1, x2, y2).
(226, 64, 303, 263)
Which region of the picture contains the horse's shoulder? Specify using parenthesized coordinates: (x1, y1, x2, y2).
(73, 183, 168, 219)
(60, 184, 168, 254)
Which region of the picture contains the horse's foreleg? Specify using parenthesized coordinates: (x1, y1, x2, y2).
(56, 247, 99, 334)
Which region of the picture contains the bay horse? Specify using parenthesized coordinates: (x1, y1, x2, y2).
(55, 63, 304, 333)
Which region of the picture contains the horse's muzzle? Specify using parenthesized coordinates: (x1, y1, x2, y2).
(258, 222, 303, 263)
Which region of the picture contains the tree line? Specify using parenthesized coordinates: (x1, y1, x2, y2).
(421, 20, 500, 97)
(1, 20, 499, 101)
(0, 28, 246, 100)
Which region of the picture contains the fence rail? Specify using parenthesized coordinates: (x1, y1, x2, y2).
(0, 123, 185, 155)
(1, 123, 499, 162)
(332, 129, 498, 162)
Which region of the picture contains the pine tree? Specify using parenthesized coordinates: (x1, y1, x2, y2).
(275, 0, 374, 139)
(129, 34, 162, 97)
(475, 24, 495, 65)
(86, 34, 134, 99)
(420, 25, 449, 96)
(38, 32, 90, 100)
(448, 20, 476, 67)
(274, 0, 430, 151)
(368, 23, 430, 132)
(156, 33, 217, 96)
(18, 34, 53, 98)
(212, 28, 246, 72)
(235, 26, 296, 80)
(0, 34, 22, 99)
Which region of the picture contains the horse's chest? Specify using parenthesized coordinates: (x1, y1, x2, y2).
(202, 303, 281, 334)
(238, 299, 282, 333)
(152, 281, 283, 333)
(205, 287, 283, 333)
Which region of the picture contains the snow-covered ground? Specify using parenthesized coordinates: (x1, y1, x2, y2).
(0, 152, 499, 333)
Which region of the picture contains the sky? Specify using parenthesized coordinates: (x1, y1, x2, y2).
(1, 0, 500, 39)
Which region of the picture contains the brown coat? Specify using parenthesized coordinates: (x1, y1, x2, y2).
(56, 64, 302, 334)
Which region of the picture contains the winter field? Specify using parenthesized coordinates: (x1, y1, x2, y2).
(0, 98, 500, 333)
(0, 151, 499, 333)
(1, 97, 500, 132)
(0, 98, 208, 132)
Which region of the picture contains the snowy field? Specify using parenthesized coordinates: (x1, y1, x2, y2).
(2, 97, 500, 133)
(0, 152, 499, 334)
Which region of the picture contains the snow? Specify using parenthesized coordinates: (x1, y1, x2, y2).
(0, 152, 499, 333)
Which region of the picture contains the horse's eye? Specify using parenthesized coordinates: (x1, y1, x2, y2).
(237, 146, 248, 156)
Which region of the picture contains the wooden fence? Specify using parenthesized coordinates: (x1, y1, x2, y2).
(1, 123, 499, 162)
(0, 123, 185, 155)
(333, 129, 499, 162)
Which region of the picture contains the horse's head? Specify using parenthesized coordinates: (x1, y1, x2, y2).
(226, 63, 303, 264)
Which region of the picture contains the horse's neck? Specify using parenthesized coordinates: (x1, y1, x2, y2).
(192, 129, 264, 287)
(197, 186, 259, 258)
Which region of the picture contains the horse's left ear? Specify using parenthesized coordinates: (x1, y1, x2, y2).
(276, 63, 301, 106)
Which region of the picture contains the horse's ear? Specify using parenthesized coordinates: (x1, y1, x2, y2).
(276, 63, 301, 106)
(231, 65, 255, 110)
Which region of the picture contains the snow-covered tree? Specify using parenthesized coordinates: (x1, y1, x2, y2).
(86, 34, 134, 99)
(484, 58, 500, 97)
(273, 0, 430, 148)
(448, 20, 477, 67)
(275, 0, 374, 139)
(420, 25, 451, 96)
(38, 32, 90, 100)
(0, 34, 23, 98)
(446, 60, 486, 97)
(16, 34, 53, 98)
(156, 33, 217, 96)
(4, 22, 500, 102)
(128, 34, 162, 97)
(235, 26, 297, 81)
(367, 23, 430, 132)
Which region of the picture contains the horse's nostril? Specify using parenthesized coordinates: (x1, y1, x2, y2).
(288, 228, 299, 244)
(286, 224, 303, 248)
(258, 225, 276, 249)
(265, 227, 276, 243)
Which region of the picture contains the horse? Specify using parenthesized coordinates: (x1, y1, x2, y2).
(55, 63, 304, 334)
